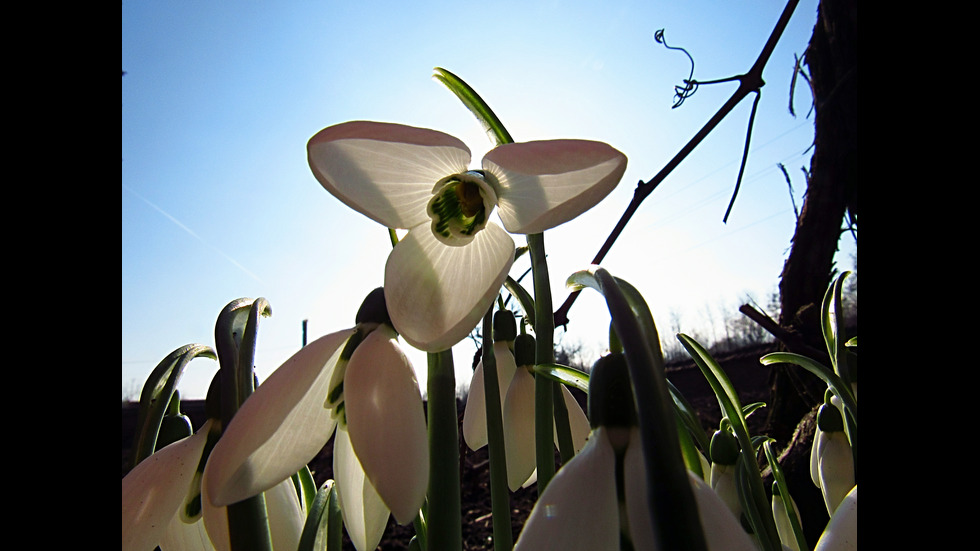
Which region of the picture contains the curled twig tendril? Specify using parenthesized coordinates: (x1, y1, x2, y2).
(655, 29, 698, 108)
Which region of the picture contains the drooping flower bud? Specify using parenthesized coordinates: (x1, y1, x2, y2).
(815, 403, 854, 515)
(514, 333, 536, 368)
(493, 309, 517, 343)
(587, 353, 637, 431)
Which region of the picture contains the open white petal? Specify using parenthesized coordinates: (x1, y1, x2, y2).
(334, 426, 391, 551)
(159, 514, 214, 551)
(204, 329, 352, 507)
(123, 419, 214, 551)
(309, 121, 471, 229)
(503, 367, 537, 491)
(345, 325, 428, 524)
(485, 139, 627, 234)
(463, 341, 519, 451)
(514, 427, 619, 550)
(385, 222, 514, 351)
(814, 485, 857, 551)
(624, 431, 756, 551)
(200, 477, 304, 551)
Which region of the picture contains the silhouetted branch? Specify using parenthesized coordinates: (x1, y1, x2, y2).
(554, 0, 802, 329)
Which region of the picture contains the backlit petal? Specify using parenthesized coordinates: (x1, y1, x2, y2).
(204, 329, 353, 507)
(309, 121, 471, 229)
(123, 419, 214, 551)
(814, 485, 856, 551)
(385, 222, 514, 351)
(344, 325, 428, 524)
(159, 515, 214, 551)
(503, 367, 537, 491)
(484, 140, 627, 234)
(200, 477, 304, 551)
(556, 385, 590, 454)
(624, 430, 756, 551)
(334, 426, 390, 551)
(514, 427, 619, 550)
(463, 341, 518, 451)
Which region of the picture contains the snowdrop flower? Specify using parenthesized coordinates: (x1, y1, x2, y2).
(203, 289, 428, 551)
(308, 121, 627, 351)
(122, 419, 305, 551)
(515, 354, 756, 550)
(813, 401, 855, 516)
(462, 312, 590, 490)
(814, 485, 857, 551)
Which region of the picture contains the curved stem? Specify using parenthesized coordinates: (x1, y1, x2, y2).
(480, 308, 513, 551)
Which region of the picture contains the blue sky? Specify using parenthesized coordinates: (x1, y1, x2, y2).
(122, 0, 854, 400)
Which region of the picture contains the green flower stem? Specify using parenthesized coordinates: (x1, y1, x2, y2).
(480, 308, 513, 551)
(426, 349, 462, 551)
(215, 298, 274, 551)
(527, 232, 556, 493)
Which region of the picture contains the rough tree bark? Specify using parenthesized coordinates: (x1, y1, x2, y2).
(766, 0, 857, 442)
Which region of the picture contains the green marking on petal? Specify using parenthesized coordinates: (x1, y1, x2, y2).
(427, 172, 495, 246)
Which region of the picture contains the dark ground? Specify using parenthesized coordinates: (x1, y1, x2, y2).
(123, 342, 829, 550)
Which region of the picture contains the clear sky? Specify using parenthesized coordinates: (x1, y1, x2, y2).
(122, 0, 854, 400)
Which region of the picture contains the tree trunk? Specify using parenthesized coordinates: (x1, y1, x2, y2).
(766, 0, 857, 443)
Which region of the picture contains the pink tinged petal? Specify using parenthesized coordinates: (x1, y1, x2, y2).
(204, 329, 353, 507)
(624, 430, 756, 551)
(814, 485, 856, 551)
(484, 139, 627, 234)
(555, 385, 590, 454)
(514, 427, 620, 550)
(200, 478, 304, 551)
(344, 325, 428, 524)
(123, 419, 214, 551)
(463, 341, 518, 451)
(385, 221, 515, 351)
(334, 426, 391, 551)
(503, 367, 538, 491)
(308, 121, 471, 230)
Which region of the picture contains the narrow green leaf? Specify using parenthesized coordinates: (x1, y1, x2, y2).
(532, 363, 589, 393)
(298, 480, 343, 551)
(760, 352, 856, 425)
(433, 67, 514, 146)
(764, 442, 809, 551)
(503, 275, 535, 326)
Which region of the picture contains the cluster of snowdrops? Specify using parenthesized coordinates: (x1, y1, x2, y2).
(122, 69, 857, 551)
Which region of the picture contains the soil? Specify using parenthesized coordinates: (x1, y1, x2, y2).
(122, 342, 829, 550)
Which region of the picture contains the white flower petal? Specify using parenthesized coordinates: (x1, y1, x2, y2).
(123, 419, 214, 551)
(484, 139, 627, 234)
(462, 341, 519, 451)
(204, 329, 352, 507)
(503, 367, 537, 491)
(309, 121, 471, 229)
(344, 325, 428, 524)
(334, 426, 391, 551)
(624, 431, 756, 551)
(385, 222, 515, 351)
(200, 477, 304, 551)
(814, 485, 857, 551)
(159, 515, 214, 551)
(555, 385, 590, 454)
(817, 431, 855, 516)
(514, 428, 620, 550)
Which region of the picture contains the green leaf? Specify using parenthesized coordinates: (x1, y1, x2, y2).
(532, 363, 589, 393)
(760, 352, 856, 426)
(132, 344, 216, 467)
(503, 275, 535, 326)
(678, 334, 781, 551)
(433, 67, 514, 146)
(764, 441, 808, 551)
(297, 480, 343, 551)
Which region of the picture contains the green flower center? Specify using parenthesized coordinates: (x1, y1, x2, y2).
(427, 171, 497, 246)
